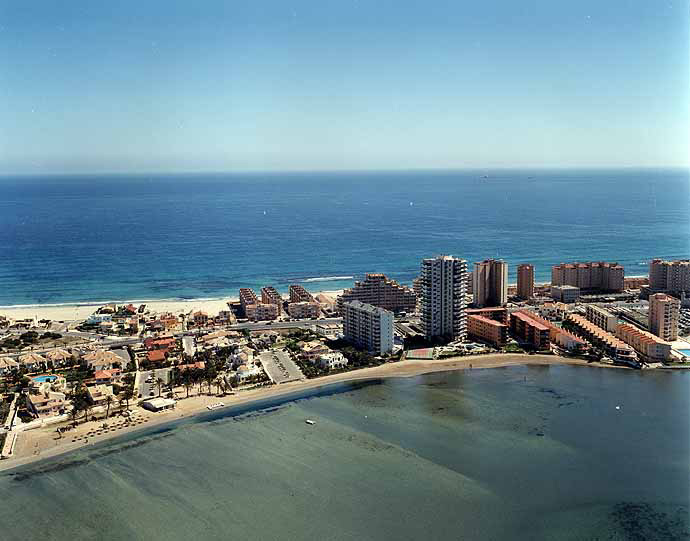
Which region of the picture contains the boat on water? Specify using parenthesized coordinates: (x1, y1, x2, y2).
(305, 419, 315, 425)
(207, 402, 225, 411)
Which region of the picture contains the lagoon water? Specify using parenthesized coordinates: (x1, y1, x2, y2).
(0, 365, 687, 540)
(0, 168, 688, 306)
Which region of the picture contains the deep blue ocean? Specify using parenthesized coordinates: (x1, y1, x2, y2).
(0, 168, 688, 306)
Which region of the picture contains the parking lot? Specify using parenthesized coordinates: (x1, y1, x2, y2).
(258, 350, 303, 384)
(139, 367, 172, 399)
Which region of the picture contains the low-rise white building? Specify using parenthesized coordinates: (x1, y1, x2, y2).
(236, 363, 262, 381)
(551, 285, 580, 303)
(318, 352, 348, 370)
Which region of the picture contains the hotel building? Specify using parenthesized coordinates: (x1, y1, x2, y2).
(517, 263, 535, 299)
(648, 293, 680, 341)
(509, 310, 550, 350)
(467, 315, 508, 347)
(616, 323, 672, 363)
(550, 285, 580, 303)
(287, 301, 321, 319)
(239, 288, 259, 316)
(566, 314, 637, 363)
(419, 255, 468, 341)
(649, 259, 690, 295)
(473, 259, 508, 307)
(337, 273, 416, 314)
(551, 262, 624, 292)
(239, 287, 279, 321)
(245, 303, 279, 322)
(289, 284, 315, 303)
(584, 304, 618, 332)
(342, 300, 394, 355)
(261, 287, 284, 314)
(510, 309, 587, 352)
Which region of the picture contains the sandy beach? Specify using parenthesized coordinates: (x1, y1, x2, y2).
(0, 353, 604, 473)
(0, 290, 344, 323)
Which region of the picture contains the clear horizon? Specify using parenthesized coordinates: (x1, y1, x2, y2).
(1, 0, 688, 174)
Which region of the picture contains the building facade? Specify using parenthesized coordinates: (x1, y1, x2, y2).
(419, 256, 468, 341)
(517, 263, 535, 299)
(467, 314, 508, 347)
(466, 307, 508, 324)
(244, 303, 279, 322)
(649, 259, 690, 295)
(509, 310, 550, 350)
(337, 273, 416, 314)
(584, 304, 618, 332)
(287, 301, 321, 319)
(342, 300, 394, 355)
(239, 288, 259, 316)
(289, 284, 315, 303)
(550, 285, 580, 303)
(551, 262, 624, 292)
(473, 259, 508, 307)
(648, 293, 680, 341)
(261, 287, 284, 314)
(616, 323, 672, 363)
(566, 314, 637, 363)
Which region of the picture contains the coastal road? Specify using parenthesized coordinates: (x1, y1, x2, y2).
(228, 317, 342, 332)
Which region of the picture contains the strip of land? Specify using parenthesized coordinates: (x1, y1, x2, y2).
(0, 290, 343, 322)
(0, 353, 605, 473)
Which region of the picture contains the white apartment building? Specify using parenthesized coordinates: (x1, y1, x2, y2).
(342, 300, 393, 355)
(584, 304, 618, 332)
(419, 255, 468, 341)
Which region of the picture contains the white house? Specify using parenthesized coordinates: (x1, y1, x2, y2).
(318, 352, 348, 370)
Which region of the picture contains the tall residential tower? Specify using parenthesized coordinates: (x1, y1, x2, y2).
(517, 263, 535, 299)
(648, 293, 680, 342)
(419, 255, 468, 341)
(473, 259, 508, 307)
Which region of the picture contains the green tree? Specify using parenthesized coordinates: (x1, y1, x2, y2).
(120, 387, 135, 410)
(104, 394, 114, 419)
(156, 377, 164, 398)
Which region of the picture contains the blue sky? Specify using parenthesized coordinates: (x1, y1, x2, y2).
(0, 0, 688, 173)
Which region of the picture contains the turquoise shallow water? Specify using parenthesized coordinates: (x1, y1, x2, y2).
(0, 168, 688, 305)
(0, 365, 688, 540)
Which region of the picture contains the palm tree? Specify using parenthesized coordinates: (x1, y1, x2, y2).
(215, 376, 225, 396)
(182, 370, 192, 398)
(69, 404, 81, 426)
(156, 377, 164, 398)
(82, 401, 93, 423)
(104, 395, 114, 419)
(121, 387, 134, 410)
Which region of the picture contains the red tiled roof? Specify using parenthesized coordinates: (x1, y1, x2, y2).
(94, 369, 121, 379)
(468, 314, 506, 328)
(512, 310, 549, 331)
(147, 350, 166, 362)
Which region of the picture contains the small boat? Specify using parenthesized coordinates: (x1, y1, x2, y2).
(305, 419, 315, 425)
(207, 402, 225, 411)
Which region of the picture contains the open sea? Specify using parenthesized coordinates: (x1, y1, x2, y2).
(0, 168, 688, 307)
(0, 365, 687, 540)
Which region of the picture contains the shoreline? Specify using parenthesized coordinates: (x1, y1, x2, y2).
(0, 353, 616, 473)
(0, 290, 344, 322)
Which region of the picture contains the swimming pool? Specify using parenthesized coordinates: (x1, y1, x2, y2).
(32, 375, 57, 383)
(676, 349, 690, 358)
